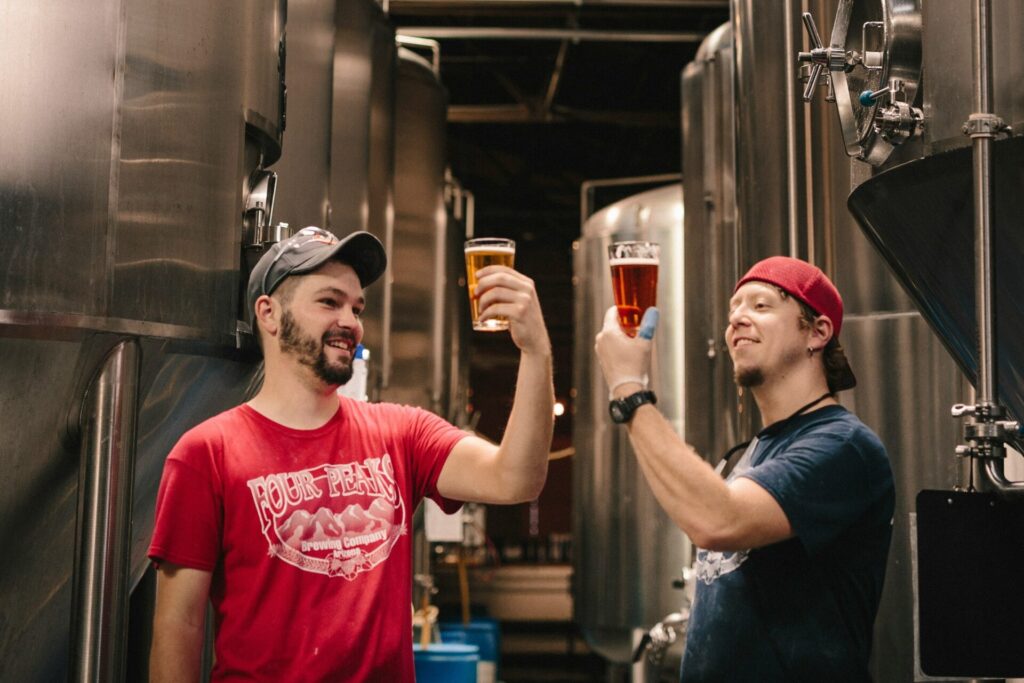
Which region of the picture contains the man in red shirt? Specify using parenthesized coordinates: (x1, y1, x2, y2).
(148, 227, 554, 682)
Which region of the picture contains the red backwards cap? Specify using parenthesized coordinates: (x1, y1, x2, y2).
(735, 256, 844, 337)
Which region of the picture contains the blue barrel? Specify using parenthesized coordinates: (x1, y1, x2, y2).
(413, 643, 479, 683)
(439, 618, 500, 683)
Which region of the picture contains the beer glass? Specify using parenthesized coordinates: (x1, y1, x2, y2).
(608, 241, 659, 337)
(465, 237, 516, 331)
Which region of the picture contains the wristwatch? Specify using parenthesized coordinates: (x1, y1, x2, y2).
(608, 390, 657, 424)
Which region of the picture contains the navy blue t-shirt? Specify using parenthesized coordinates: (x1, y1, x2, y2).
(680, 405, 894, 682)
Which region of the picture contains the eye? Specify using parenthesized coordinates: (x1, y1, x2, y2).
(319, 297, 339, 308)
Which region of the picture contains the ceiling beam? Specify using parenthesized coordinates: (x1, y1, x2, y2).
(448, 104, 678, 126)
(397, 26, 707, 41)
(389, 0, 727, 8)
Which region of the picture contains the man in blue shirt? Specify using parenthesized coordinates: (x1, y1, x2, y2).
(595, 256, 894, 682)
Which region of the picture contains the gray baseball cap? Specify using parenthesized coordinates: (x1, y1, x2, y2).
(246, 227, 387, 322)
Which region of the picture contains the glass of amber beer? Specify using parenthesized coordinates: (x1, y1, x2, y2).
(608, 241, 659, 337)
(465, 237, 516, 331)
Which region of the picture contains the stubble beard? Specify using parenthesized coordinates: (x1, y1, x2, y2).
(279, 310, 354, 386)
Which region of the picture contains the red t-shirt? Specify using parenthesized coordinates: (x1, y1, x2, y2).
(148, 396, 468, 682)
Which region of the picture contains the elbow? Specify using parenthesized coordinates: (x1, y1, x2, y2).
(685, 520, 747, 553)
(501, 463, 549, 504)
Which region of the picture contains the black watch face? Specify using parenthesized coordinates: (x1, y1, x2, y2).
(610, 403, 626, 423)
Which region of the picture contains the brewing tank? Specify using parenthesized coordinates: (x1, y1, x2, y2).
(270, 0, 398, 369)
(573, 183, 689, 664)
(0, 1, 284, 678)
(379, 47, 469, 422)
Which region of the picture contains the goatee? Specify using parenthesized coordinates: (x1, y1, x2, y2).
(734, 366, 764, 388)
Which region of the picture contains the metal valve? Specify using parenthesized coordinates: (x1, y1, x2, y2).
(797, 12, 851, 103)
(951, 401, 1020, 460)
(795, 0, 924, 166)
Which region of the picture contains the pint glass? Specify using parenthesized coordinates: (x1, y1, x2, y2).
(608, 241, 659, 337)
(465, 237, 516, 331)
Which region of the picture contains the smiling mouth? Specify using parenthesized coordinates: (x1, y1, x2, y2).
(324, 337, 355, 354)
(733, 337, 758, 348)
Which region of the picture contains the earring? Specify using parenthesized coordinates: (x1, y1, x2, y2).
(807, 347, 814, 357)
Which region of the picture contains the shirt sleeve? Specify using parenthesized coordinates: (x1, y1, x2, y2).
(402, 407, 471, 513)
(147, 428, 224, 571)
(740, 426, 891, 555)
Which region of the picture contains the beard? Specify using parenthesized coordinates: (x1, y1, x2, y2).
(279, 310, 354, 386)
(734, 365, 765, 388)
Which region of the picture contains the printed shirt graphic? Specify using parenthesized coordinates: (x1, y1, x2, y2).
(248, 456, 405, 580)
(149, 397, 467, 683)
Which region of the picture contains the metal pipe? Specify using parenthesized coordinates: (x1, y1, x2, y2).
(580, 172, 681, 225)
(783, 0, 801, 258)
(464, 189, 476, 239)
(396, 35, 441, 76)
(391, 0, 726, 7)
(397, 27, 707, 42)
(70, 339, 140, 683)
(972, 0, 996, 406)
(431, 207, 447, 414)
(984, 459, 1024, 494)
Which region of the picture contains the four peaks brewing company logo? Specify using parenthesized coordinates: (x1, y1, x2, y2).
(247, 454, 405, 580)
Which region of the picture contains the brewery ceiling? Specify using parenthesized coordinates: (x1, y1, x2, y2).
(389, 0, 728, 446)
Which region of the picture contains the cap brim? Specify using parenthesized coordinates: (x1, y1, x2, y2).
(291, 231, 388, 288)
(831, 345, 857, 392)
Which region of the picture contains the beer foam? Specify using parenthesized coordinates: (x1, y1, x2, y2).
(465, 245, 515, 255)
(609, 257, 658, 266)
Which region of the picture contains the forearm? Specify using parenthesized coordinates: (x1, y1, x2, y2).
(623, 402, 741, 548)
(150, 564, 211, 683)
(150, 618, 205, 683)
(494, 348, 554, 501)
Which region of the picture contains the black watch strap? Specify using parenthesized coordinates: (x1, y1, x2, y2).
(609, 390, 657, 424)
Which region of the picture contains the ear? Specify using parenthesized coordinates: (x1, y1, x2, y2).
(254, 294, 279, 338)
(809, 315, 835, 351)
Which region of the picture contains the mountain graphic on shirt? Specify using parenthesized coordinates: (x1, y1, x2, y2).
(367, 498, 396, 526)
(278, 507, 347, 548)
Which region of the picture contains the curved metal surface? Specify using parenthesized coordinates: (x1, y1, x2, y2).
(0, 0, 280, 678)
(573, 184, 689, 663)
(848, 136, 1024, 424)
(328, 0, 398, 381)
(379, 48, 462, 417)
(916, 0, 1024, 155)
(270, 0, 335, 230)
(681, 23, 750, 464)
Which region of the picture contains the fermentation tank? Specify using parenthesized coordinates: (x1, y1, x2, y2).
(0, 0, 285, 679)
(270, 0, 398, 369)
(573, 184, 689, 664)
(382, 47, 470, 423)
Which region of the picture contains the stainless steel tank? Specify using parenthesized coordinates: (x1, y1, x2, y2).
(271, 0, 397, 366)
(676, 2, 972, 680)
(573, 183, 690, 664)
(0, 1, 284, 679)
(680, 22, 752, 466)
(380, 47, 469, 421)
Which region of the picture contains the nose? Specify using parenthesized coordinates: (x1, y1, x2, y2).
(336, 304, 362, 332)
(727, 303, 749, 328)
